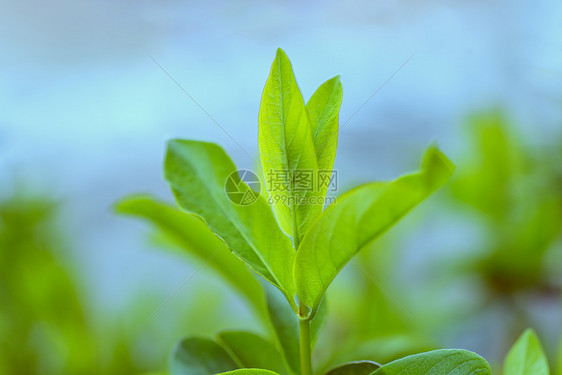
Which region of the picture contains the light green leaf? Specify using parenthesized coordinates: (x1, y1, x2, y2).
(306, 76, 343, 173)
(217, 370, 280, 375)
(170, 337, 238, 375)
(325, 361, 380, 375)
(294, 147, 454, 315)
(165, 139, 295, 306)
(115, 196, 264, 314)
(258, 48, 321, 241)
(372, 349, 491, 375)
(217, 331, 287, 374)
(504, 329, 549, 375)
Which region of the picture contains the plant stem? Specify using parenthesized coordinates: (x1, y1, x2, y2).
(299, 306, 313, 375)
(293, 212, 312, 374)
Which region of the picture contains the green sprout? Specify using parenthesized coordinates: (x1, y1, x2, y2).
(119, 49, 562, 375)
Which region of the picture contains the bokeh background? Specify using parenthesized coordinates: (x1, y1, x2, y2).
(1, 0, 561, 374)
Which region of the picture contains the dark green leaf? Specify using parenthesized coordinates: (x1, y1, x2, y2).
(265, 285, 300, 374)
(217, 331, 287, 374)
(217, 370, 280, 375)
(325, 361, 380, 375)
(170, 337, 238, 375)
(372, 349, 491, 375)
(263, 286, 327, 375)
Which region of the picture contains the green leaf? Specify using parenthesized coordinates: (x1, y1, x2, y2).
(294, 147, 454, 315)
(504, 329, 549, 375)
(217, 331, 287, 374)
(170, 337, 238, 375)
(115, 196, 264, 314)
(217, 370, 280, 375)
(265, 285, 301, 374)
(325, 361, 380, 375)
(306, 76, 343, 173)
(258, 48, 321, 241)
(165, 139, 296, 306)
(372, 349, 491, 375)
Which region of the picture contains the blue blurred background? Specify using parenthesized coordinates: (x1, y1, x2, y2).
(1, 0, 562, 373)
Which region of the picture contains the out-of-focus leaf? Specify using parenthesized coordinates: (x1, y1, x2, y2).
(115, 196, 264, 314)
(450, 110, 562, 295)
(371, 349, 491, 375)
(169, 338, 238, 375)
(217, 370, 280, 375)
(504, 329, 549, 375)
(294, 147, 454, 315)
(165, 140, 295, 305)
(0, 197, 112, 374)
(354, 246, 413, 339)
(265, 285, 300, 374)
(306, 75, 343, 186)
(217, 331, 286, 374)
(258, 48, 321, 240)
(325, 361, 380, 375)
(451, 111, 519, 218)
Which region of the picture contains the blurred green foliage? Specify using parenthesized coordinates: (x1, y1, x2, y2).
(451, 111, 562, 296)
(115, 196, 266, 319)
(314, 241, 435, 374)
(0, 194, 140, 375)
(1, 110, 560, 374)
(315, 110, 562, 371)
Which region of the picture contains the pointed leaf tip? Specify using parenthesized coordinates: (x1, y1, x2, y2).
(421, 146, 455, 186)
(275, 48, 288, 60)
(504, 329, 549, 375)
(259, 46, 320, 240)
